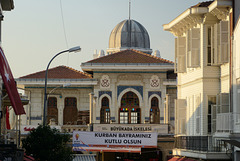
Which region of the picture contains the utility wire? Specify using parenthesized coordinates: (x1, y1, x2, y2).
(59, 0, 69, 65)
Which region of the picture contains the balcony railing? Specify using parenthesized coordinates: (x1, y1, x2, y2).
(175, 136, 227, 152)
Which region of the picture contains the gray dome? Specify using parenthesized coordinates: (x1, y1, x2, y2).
(107, 19, 152, 54)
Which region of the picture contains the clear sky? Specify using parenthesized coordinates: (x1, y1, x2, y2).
(2, 0, 202, 78)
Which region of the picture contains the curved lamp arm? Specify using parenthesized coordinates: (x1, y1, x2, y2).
(43, 46, 81, 126)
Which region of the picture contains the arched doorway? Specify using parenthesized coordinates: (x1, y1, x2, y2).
(119, 91, 140, 124)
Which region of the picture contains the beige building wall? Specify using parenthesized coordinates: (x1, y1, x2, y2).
(93, 72, 173, 124)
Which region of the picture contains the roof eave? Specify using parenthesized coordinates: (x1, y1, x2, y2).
(16, 78, 98, 86)
(163, 7, 209, 30)
(208, 0, 232, 12)
(1, 0, 14, 11)
(81, 63, 174, 72)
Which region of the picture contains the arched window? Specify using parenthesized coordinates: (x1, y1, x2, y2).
(119, 91, 140, 124)
(150, 97, 160, 124)
(63, 97, 77, 125)
(100, 97, 110, 124)
(47, 97, 58, 124)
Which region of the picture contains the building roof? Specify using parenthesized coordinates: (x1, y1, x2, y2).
(191, 1, 213, 8)
(1, 0, 14, 11)
(163, 0, 232, 36)
(85, 49, 173, 64)
(19, 66, 92, 79)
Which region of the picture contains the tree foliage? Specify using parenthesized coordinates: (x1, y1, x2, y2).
(22, 125, 73, 161)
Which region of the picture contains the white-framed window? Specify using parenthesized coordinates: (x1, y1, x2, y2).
(209, 21, 229, 66)
(100, 97, 110, 124)
(207, 96, 216, 134)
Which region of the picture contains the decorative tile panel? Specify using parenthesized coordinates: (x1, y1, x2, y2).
(117, 86, 143, 99)
(148, 91, 161, 98)
(99, 91, 112, 98)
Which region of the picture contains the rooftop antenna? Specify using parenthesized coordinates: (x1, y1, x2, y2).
(128, 0, 132, 48)
(129, 0, 131, 20)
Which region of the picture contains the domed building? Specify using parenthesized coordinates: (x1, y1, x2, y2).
(107, 19, 152, 55)
(16, 18, 176, 161)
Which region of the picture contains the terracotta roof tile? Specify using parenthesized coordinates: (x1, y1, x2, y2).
(86, 49, 174, 64)
(191, 1, 213, 8)
(19, 66, 92, 79)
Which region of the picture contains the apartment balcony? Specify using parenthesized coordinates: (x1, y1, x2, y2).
(173, 136, 231, 160)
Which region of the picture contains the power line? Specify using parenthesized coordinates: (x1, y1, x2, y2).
(59, 0, 69, 65)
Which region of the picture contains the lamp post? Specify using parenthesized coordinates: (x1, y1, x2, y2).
(43, 46, 81, 126)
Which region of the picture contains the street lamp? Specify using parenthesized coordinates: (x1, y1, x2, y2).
(43, 46, 81, 126)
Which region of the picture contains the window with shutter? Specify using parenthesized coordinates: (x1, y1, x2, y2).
(207, 27, 212, 66)
(187, 30, 192, 67)
(209, 21, 229, 66)
(220, 93, 230, 113)
(47, 97, 58, 125)
(207, 96, 216, 134)
(177, 37, 186, 73)
(176, 99, 187, 134)
(64, 97, 77, 125)
(195, 95, 201, 134)
(212, 24, 219, 65)
(191, 28, 200, 67)
(211, 105, 217, 133)
(220, 21, 229, 63)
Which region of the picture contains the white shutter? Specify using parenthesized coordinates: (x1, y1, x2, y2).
(187, 30, 192, 67)
(217, 23, 222, 64)
(176, 99, 187, 134)
(177, 37, 186, 73)
(195, 94, 201, 134)
(191, 28, 200, 67)
(220, 93, 229, 113)
(220, 21, 229, 63)
(211, 105, 217, 133)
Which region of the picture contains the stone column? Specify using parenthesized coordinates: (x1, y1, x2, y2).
(164, 94, 169, 124)
(89, 92, 94, 124)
